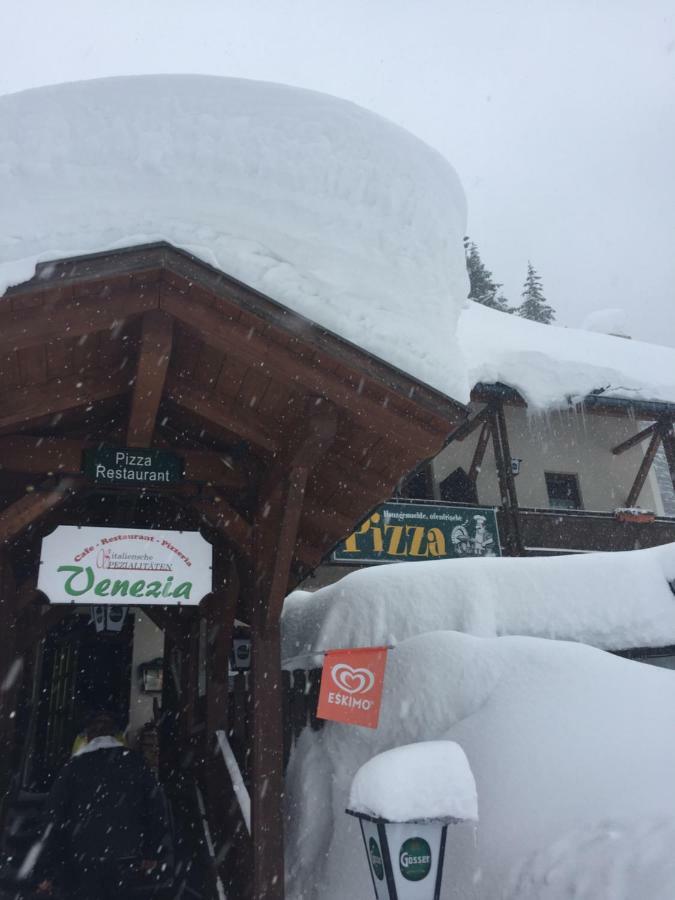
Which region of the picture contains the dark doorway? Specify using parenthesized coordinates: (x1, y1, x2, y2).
(26, 612, 134, 790)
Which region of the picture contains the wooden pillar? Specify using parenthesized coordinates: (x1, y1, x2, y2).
(490, 402, 523, 555)
(249, 405, 337, 900)
(660, 423, 675, 493)
(0, 549, 21, 801)
(626, 426, 662, 508)
(206, 551, 239, 738)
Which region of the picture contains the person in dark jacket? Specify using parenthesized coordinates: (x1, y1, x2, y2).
(35, 711, 171, 899)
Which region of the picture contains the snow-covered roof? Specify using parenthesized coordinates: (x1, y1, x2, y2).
(459, 302, 675, 411)
(2, 74, 674, 413)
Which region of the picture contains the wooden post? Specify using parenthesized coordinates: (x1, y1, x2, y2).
(660, 423, 675, 493)
(625, 427, 662, 508)
(490, 403, 523, 555)
(249, 405, 338, 900)
(0, 550, 20, 803)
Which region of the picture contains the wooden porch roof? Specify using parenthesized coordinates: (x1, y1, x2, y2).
(0, 242, 465, 585)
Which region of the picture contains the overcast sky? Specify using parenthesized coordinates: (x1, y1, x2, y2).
(2, 0, 674, 345)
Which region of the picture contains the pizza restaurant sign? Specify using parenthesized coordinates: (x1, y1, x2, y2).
(333, 501, 501, 565)
(38, 526, 213, 606)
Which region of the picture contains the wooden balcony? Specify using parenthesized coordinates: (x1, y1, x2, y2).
(506, 507, 675, 555)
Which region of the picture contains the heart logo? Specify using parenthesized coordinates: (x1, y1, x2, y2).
(331, 663, 375, 695)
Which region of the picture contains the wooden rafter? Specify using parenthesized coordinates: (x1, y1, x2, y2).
(0, 436, 247, 489)
(625, 427, 662, 507)
(0, 289, 157, 354)
(127, 311, 173, 447)
(166, 376, 278, 454)
(0, 478, 79, 545)
(161, 288, 442, 455)
(0, 370, 130, 432)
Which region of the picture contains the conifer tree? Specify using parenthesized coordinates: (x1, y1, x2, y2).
(463, 237, 512, 313)
(517, 262, 555, 324)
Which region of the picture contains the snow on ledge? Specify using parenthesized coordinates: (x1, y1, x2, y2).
(348, 741, 478, 823)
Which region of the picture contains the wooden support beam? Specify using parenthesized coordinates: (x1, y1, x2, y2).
(193, 491, 253, 558)
(161, 288, 442, 455)
(0, 436, 247, 489)
(206, 554, 239, 736)
(0, 478, 79, 546)
(468, 420, 491, 483)
(0, 289, 157, 354)
(166, 376, 279, 454)
(491, 403, 523, 555)
(626, 427, 662, 508)
(248, 412, 335, 900)
(0, 370, 130, 432)
(446, 405, 491, 444)
(612, 422, 658, 455)
(127, 311, 173, 447)
(662, 424, 675, 491)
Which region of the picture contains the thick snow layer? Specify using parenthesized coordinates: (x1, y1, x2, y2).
(283, 542, 675, 659)
(348, 741, 477, 823)
(459, 302, 675, 410)
(505, 818, 675, 900)
(0, 75, 469, 400)
(4, 76, 674, 411)
(285, 631, 675, 900)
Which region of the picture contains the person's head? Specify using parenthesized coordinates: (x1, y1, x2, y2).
(83, 710, 118, 741)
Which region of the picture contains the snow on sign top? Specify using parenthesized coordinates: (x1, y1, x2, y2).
(0, 75, 469, 402)
(2, 74, 674, 411)
(348, 740, 478, 823)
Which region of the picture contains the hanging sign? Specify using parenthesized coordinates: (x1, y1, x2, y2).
(38, 525, 212, 606)
(333, 501, 501, 565)
(83, 447, 184, 486)
(317, 646, 389, 729)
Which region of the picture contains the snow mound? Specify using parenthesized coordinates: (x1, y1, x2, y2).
(459, 302, 675, 410)
(283, 542, 675, 658)
(285, 631, 675, 900)
(504, 818, 675, 900)
(348, 741, 477, 823)
(0, 75, 469, 400)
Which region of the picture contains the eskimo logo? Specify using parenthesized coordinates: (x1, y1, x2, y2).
(330, 663, 375, 695)
(399, 837, 432, 881)
(368, 837, 384, 881)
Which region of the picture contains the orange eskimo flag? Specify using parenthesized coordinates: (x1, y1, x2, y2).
(317, 646, 389, 729)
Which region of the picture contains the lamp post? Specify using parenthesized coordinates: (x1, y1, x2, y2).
(346, 741, 477, 900)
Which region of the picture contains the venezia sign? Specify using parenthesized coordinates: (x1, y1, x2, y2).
(333, 501, 501, 565)
(38, 526, 213, 606)
(83, 447, 184, 485)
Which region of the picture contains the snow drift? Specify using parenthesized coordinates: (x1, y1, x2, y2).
(283, 541, 675, 659)
(285, 630, 675, 900)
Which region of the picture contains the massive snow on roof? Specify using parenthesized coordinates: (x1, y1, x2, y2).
(0, 74, 469, 401)
(2, 74, 675, 411)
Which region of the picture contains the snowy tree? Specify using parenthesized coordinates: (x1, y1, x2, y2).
(464, 237, 513, 313)
(517, 262, 555, 324)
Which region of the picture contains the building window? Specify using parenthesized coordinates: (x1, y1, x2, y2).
(397, 466, 433, 500)
(545, 472, 582, 510)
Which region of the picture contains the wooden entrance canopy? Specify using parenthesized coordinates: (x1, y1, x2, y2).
(0, 242, 464, 899)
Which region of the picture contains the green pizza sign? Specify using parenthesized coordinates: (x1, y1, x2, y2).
(333, 501, 501, 564)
